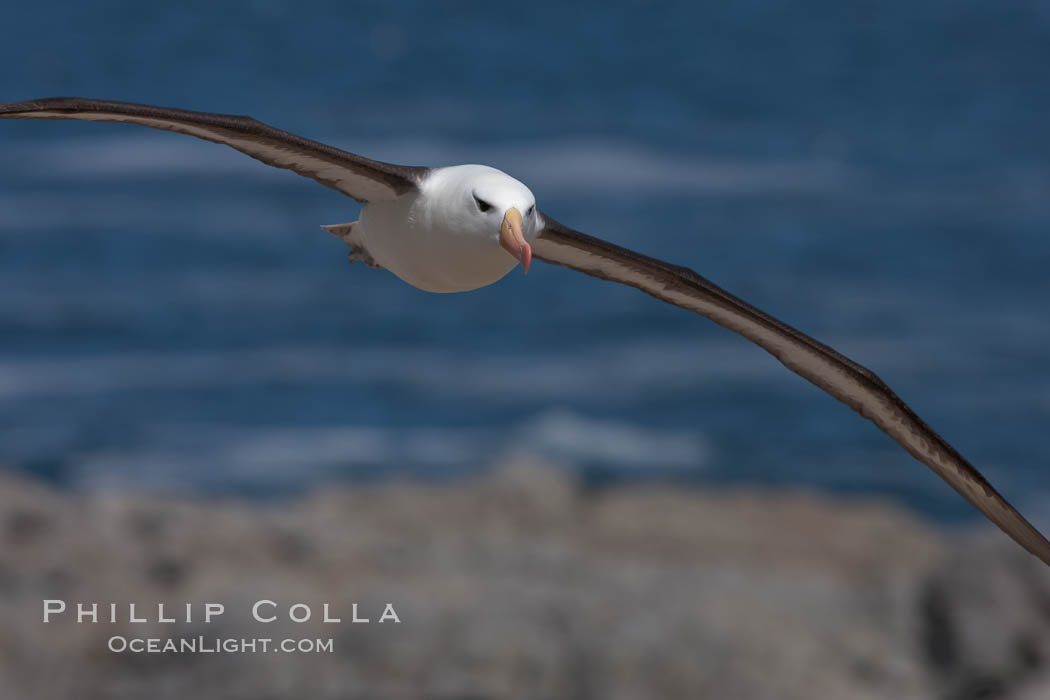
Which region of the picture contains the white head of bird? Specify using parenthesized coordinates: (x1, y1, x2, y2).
(354, 164, 537, 293)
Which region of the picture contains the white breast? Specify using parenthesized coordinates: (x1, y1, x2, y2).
(354, 165, 533, 293)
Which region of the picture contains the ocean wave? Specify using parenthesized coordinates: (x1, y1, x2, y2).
(4, 135, 852, 196)
(62, 410, 710, 491)
(0, 191, 319, 237)
(1, 321, 1031, 406)
(0, 341, 803, 402)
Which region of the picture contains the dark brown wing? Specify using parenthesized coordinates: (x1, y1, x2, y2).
(0, 97, 427, 202)
(533, 213, 1050, 567)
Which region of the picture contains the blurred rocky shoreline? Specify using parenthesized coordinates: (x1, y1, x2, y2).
(2, 460, 1049, 700)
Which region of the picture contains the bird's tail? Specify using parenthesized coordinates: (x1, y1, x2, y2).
(322, 221, 357, 245)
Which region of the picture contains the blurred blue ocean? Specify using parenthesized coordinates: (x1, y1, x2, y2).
(1, 1, 1049, 521)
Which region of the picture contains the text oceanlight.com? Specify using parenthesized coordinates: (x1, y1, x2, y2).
(107, 636, 334, 654)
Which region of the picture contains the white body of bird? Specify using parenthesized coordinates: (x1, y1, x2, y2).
(353, 164, 538, 293)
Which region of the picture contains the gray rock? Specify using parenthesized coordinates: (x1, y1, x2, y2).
(0, 464, 1047, 699)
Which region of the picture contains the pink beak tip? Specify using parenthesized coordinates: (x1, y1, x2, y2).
(522, 242, 532, 274)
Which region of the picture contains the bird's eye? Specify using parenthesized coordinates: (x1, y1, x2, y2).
(526, 205, 535, 217)
(473, 194, 492, 213)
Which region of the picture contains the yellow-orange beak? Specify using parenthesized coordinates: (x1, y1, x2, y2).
(499, 207, 531, 274)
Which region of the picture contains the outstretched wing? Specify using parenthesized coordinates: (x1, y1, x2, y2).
(533, 213, 1050, 566)
(0, 97, 428, 202)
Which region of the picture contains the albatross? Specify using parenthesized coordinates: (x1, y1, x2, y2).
(3, 97, 1048, 566)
